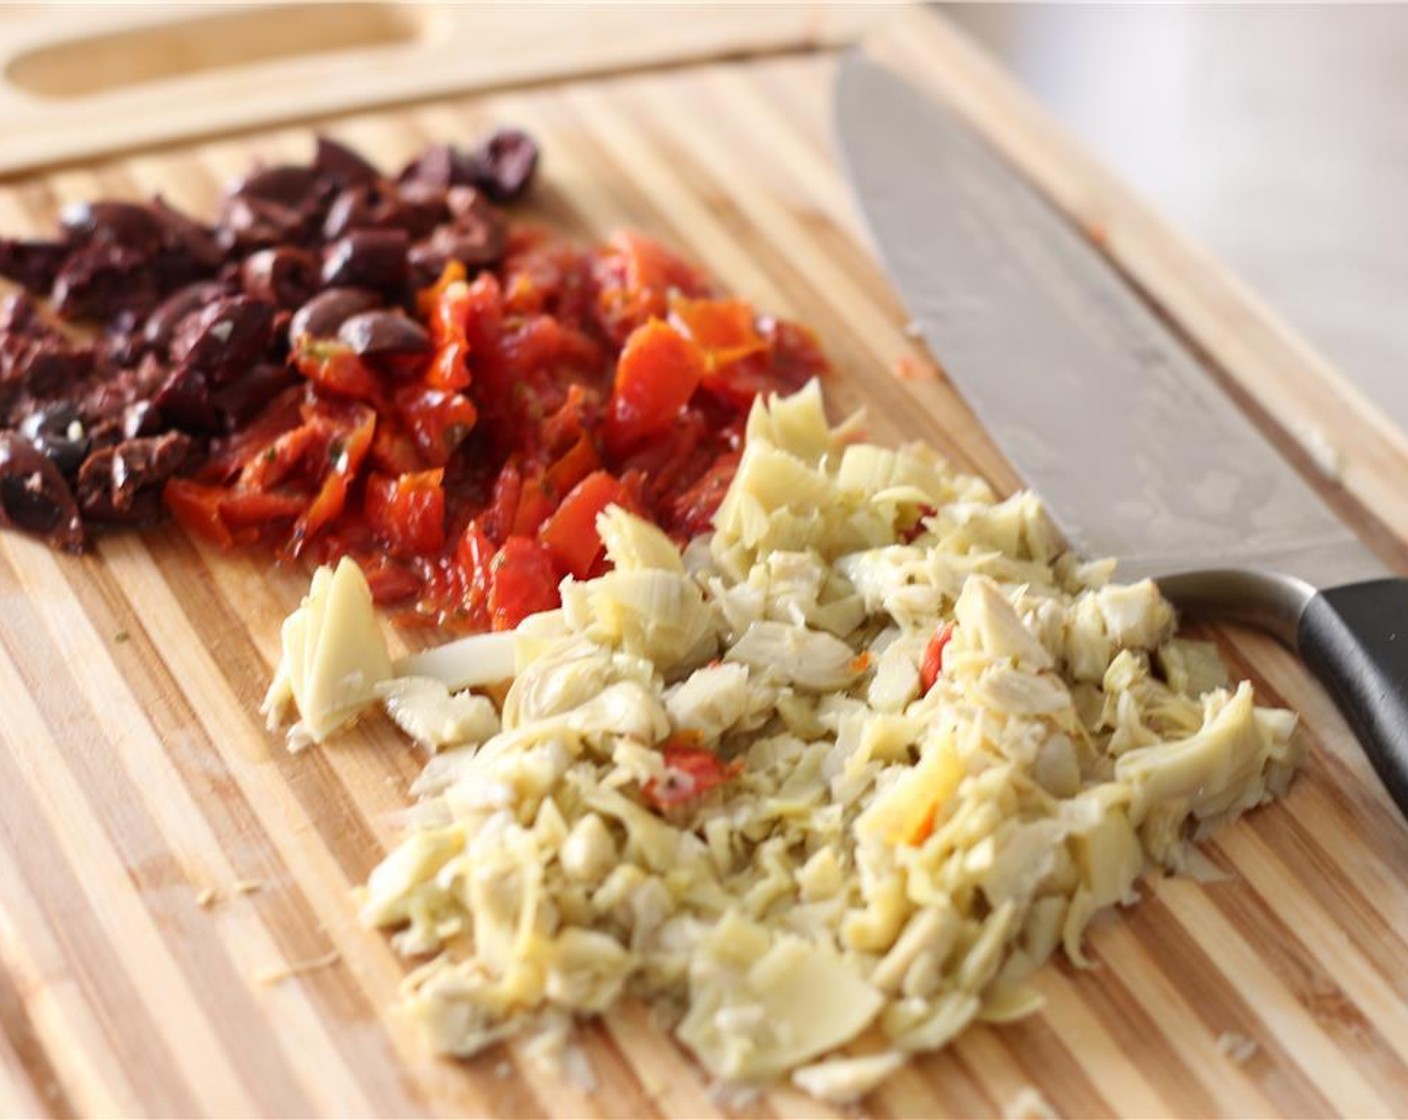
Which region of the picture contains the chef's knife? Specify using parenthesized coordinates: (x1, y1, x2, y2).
(835, 54, 1408, 818)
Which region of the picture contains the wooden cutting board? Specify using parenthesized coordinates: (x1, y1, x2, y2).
(3, 7, 1408, 1118)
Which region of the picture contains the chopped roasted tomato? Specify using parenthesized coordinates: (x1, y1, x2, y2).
(602, 319, 706, 456)
(289, 404, 375, 554)
(164, 479, 234, 547)
(919, 622, 956, 695)
(366, 469, 446, 556)
(394, 384, 477, 465)
(539, 470, 631, 579)
(487, 535, 558, 631)
(424, 271, 473, 390)
(669, 295, 768, 370)
(294, 340, 383, 403)
(642, 739, 740, 809)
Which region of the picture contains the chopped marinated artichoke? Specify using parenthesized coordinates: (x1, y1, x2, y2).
(267, 382, 1302, 1102)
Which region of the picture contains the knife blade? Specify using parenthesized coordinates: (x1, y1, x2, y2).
(835, 52, 1408, 818)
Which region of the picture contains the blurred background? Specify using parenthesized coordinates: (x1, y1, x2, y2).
(944, 3, 1408, 432)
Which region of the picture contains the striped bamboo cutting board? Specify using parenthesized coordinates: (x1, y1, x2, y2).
(3, 10, 1408, 1118)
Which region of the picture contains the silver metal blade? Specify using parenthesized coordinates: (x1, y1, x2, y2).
(835, 54, 1382, 588)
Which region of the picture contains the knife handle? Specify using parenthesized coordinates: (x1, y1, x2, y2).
(1299, 579, 1408, 818)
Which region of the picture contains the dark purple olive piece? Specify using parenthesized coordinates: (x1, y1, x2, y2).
(0, 431, 85, 550)
(121, 400, 162, 439)
(320, 228, 409, 292)
(151, 363, 218, 432)
(216, 195, 307, 253)
(210, 361, 297, 428)
(288, 287, 381, 344)
(230, 164, 321, 208)
(19, 401, 89, 477)
(314, 136, 382, 187)
(144, 281, 227, 355)
(18, 339, 93, 397)
(77, 430, 198, 522)
(169, 295, 277, 384)
(398, 143, 476, 190)
(59, 200, 166, 253)
(0, 293, 38, 335)
(338, 310, 431, 358)
(321, 186, 375, 240)
(0, 238, 68, 293)
(469, 128, 538, 202)
(241, 247, 318, 309)
(394, 181, 450, 239)
(51, 242, 157, 321)
(150, 197, 223, 271)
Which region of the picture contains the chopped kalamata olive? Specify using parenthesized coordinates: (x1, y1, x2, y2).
(19, 339, 94, 397)
(151, 362, 217, 432)
(392, 182, 449, 239)
(77, 430, 198, 522)
(60, 200, 167, 254)
(469, 128, 539, 202)
(398, 143, 477, 190)
(144, 281, 228, 355)
(150, 197, 223, 271)
(216, 195, 308, 253)
(0, 431, 84, 550)
(313, 135, 382, 187)
(338, 310, 431, 358)
(209, 361, 297, 428)
(77, 352, 167, 428)
(0, 293, 37, 335)
(231, 164, 323, 209)
(241, 247, 318, 309)
(121, 399, 162, 439)
(19, 402, 89, 476)
(321, 186, 375, 241)
(289, 287, 381, 344)
(0, 237, 68, 293)
(51, 242, 158, 320)
(320, 229, 409, 292)
(168, 295, 277, 384)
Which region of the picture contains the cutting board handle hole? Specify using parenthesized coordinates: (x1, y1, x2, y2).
(4, 3, 432, 100)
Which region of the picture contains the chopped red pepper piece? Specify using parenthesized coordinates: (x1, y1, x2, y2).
(538, 470, 631, 579)
(164, 479, 234, 547)
(642, 738, 740, 809)
(602, 319, 706, 457)
(366, 469, 446, 557)
(919, 622, 956, 695)
(294, 340, 384, 403)
(487, 535, 558, 631)
(668, 295, 768, 370)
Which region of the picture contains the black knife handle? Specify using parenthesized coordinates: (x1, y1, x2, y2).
(1299, 579, 1408, 817)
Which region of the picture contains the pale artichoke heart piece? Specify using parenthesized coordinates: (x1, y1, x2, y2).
(857, 731, 964, 845)
(376, 676, 500, 752)
(953, 574, 1053, 669)
(596, 505, 684, 574)
(263, 557, 393, 745)
(743, 377, 843, 465)
(678, 930, 884, 1081)
(565, 569, 716, 672)
(394, 630, 519, 692)
(360, 827, 463, 929)
(665, 662, 751, 744)
(1094, 579, 1175, 649)
(835, 441, 955, 509)
(725, 619, 862, 691)
(1116, 682, 1277, 826)
(792, 1051, 906, 1106)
